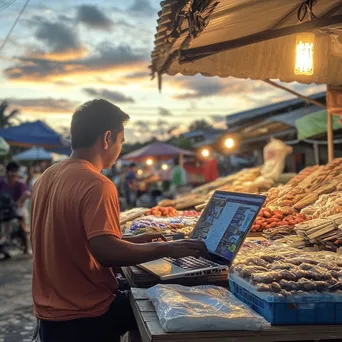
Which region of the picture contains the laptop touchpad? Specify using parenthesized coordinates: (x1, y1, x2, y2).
(140, 260, 185, 277)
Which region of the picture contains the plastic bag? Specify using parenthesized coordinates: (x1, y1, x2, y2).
(147, 284, 270, 333)
(253, 138, 293, 188)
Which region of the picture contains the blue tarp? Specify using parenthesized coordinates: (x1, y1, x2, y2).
(13, 147, 52, 161)
(0, 120, 68, 147)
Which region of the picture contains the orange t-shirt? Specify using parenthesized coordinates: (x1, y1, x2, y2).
(31, 159, 121, 321)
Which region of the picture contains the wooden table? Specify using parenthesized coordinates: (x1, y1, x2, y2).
(130, 288, 342, 342)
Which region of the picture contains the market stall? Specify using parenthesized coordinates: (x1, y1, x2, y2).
(119, 1, 342, 340)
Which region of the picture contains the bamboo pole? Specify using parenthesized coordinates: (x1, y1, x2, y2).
(264, 80, 326, 109)
(327, 111, 334, 162)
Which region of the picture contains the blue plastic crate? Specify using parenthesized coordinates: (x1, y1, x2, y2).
(229, 273, 342, 325)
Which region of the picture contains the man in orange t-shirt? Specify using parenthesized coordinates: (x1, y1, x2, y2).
(31, 99, 208, 342)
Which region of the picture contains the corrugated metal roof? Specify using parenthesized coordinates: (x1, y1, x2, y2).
(266, 105, 322, 127)
(226, 92, 325, 129)
(150, 0, 342, 85)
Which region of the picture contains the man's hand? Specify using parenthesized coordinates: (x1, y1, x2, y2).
(125, 232, 167, 243)
(165, 239, 209, 259)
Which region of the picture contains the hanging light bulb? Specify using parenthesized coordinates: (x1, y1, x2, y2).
(201, 148, 210, 158)
(146, 158, 154, 166)
(295, 32, 315, 76)
(224, 137, 235, 149)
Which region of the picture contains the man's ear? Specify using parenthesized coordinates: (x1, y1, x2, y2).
(103, 130, 112, 150)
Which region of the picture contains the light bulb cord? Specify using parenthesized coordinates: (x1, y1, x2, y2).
(297, 0, 318, 23)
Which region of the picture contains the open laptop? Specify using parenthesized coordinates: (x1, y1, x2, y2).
(139, 191, 266, 280)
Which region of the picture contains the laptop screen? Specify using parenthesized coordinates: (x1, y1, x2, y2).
(191, 191, 265, 264)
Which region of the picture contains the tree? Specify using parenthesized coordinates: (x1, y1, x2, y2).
(189, 119, 211, 131)
(0, 101, 20, 128)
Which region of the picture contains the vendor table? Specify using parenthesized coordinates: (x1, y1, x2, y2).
(130, 288, 342, 342)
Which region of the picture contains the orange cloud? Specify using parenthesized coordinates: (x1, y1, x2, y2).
(4, 44, 148, 83)
(28, 46, 89, 61)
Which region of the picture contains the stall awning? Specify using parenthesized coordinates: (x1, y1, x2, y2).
(122, 142, 194, 161)
(0, 120, 69, 148)
(296, 110, 342, 140)
(151, 0, 342, 85)
(13, 147, 52, 161)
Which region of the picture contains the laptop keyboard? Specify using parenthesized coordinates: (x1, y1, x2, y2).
(163, 257, 220, 270)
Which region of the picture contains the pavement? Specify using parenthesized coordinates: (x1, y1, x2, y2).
(0, 255, 35, 342)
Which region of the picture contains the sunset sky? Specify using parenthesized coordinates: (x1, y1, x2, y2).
(1, 0, 325, 142)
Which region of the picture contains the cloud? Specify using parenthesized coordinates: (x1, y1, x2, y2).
(33, 20, 87, 60)
(172, 77, 224, 99)
(76, 5, 113, 31)
(4, 44, 148, 82)
(134, 120, 150, 132)
(169, 76, 273, 100)
(128, 0, 155, 15)
(124, 71, 150, 81)
(83, 88, 135, 103)
(158, 107, 173, 116)
(8, 98, 79, 114)
(210, 115, 225, 123)
(156, 119, 169, 127)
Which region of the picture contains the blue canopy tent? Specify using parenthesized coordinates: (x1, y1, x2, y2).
(13, 147, 52, 161)
(0, 120, 71, 155)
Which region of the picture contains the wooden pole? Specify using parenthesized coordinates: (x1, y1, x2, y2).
(179, 153, 184, 167)
(264, 80, 326, 109)
(327, 111, 334, 162)
(313, 143, 320, 165)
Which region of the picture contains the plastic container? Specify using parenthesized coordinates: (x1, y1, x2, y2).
(229, 273, 342, 325)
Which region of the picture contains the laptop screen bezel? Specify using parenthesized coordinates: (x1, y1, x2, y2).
(189, 190, 266, 267)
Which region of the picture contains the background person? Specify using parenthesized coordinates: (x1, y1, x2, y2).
(170, 158, 187, 198)
(124, 162, 137, 209)
(0, 162, 30, 255)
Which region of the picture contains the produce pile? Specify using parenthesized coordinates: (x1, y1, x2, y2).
(127, 216, 198, 236)
(120, 208, 148, 227)
(145, 206, 178, 217)
(251, 208, 308, 232)
(293, 214, 342, 252)
(258, 159, 342, 234)
(266, 160, 342, 213)
(231, 248, 342, 296)
(158, 167, 273, 210)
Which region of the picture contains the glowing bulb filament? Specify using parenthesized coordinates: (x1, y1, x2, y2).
(295, 33, 314, 76)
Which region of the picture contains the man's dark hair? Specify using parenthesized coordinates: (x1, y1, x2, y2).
(71, 99, 130, 149)
(129, 163, 137, 168)
(6, 162, 19, 172)
(174, 158, 179, 166)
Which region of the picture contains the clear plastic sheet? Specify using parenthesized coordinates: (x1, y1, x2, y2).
(147, 284, 270, 333)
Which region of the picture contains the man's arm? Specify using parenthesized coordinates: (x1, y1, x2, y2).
(89, 235, 208, 267)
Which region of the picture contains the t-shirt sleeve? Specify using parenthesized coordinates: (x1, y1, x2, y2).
(82, 181, 122, 240)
